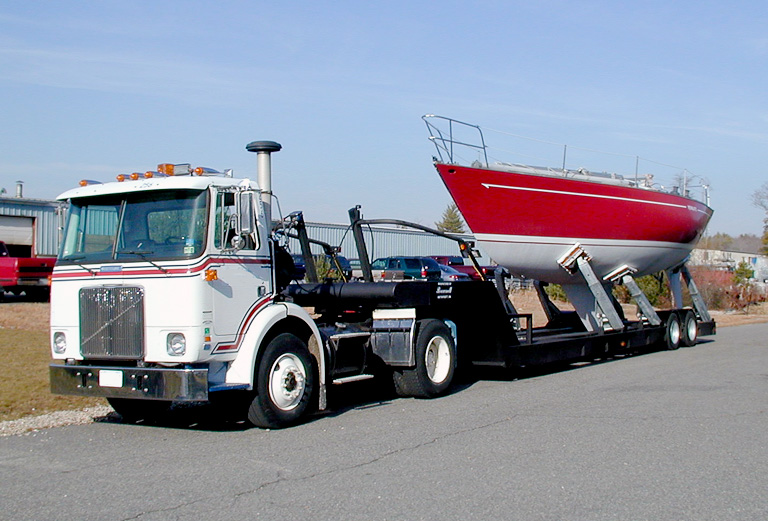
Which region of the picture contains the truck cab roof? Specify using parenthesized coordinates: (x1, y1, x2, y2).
(57, 175, 259, 201)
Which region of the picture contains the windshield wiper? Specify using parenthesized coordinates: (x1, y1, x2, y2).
(116, 250, 168, 274)
(62, 255, 98, 275)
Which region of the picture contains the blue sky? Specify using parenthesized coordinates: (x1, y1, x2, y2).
(1, 1, 767, 236)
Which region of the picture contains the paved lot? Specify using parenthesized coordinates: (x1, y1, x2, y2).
(1, 324, 767, 520)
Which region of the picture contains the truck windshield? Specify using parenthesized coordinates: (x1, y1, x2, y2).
(58, 189, 208, 263)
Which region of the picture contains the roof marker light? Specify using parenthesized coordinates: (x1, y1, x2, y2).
(116, 174, 126, 182)
(144, 171, 169, 178)
(158, 163, 192, 176)
(130, 172, 140, 180)
(79, 180, 102, 186)
(194, 167, 220, 176)
(157, 163, 175, 176)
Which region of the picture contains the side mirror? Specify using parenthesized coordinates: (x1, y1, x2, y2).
(237, 192, 254, 235)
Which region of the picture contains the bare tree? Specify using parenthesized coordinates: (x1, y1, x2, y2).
(752, 182, 768, 254)
(753, 182, 768, 212)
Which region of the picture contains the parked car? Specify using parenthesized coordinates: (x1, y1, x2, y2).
(370, 256, 442, 280)
(429, 255, 496, 280)
(290, 254, 307, 281)
(438, 264, 471, 281)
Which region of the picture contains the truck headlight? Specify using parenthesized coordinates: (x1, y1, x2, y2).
(53, 332, 67, 354)
(167, 333, 186, 356)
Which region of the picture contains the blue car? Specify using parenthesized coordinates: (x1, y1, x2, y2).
(369, 256, 443, 280)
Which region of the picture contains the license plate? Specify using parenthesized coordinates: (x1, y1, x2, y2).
(99, 369, 123, 388)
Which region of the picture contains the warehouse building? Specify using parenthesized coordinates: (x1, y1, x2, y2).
(0, 183, 63, 257)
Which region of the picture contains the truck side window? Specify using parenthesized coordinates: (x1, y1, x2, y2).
(214, 191, 255, 250)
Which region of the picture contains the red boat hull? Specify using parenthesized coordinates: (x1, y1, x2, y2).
(435, 163, 713, 284)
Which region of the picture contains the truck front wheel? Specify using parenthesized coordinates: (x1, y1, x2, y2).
(248, 333, 315, 429)
(393, 319, 456, 399)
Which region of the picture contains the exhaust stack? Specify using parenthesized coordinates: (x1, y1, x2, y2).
(246, 140, 282, 227)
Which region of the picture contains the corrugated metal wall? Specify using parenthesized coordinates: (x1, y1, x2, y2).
(0, 198, 64, 256)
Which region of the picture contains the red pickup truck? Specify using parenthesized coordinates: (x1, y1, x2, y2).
(0, 241, 55, 301)
(429, 255, 496, 281)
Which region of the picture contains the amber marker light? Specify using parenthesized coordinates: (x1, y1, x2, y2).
(116, 174, 126, 182)
(205, 269, 218, 281)
(157, 163, 175, 175)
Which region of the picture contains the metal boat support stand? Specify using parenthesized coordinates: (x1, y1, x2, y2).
(604, 265, 662, 327)
(667, 264, 713, 323)
(557, 244, 625, 333)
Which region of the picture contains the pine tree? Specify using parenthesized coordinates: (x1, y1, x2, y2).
(435, 203, 466, 234)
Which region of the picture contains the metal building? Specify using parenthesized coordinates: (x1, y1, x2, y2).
(0, 187, 63, 257)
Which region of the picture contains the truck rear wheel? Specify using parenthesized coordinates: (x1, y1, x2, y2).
(393, 319, 456, 398)
(248, 333, 315, 429)
(107, 398, 172, 423)
(664, 313, 682, 350)
(681, 310, 698, 347)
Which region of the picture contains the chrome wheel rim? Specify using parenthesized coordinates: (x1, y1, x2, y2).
(425, 336, 451, 384)
(669, 320, 681, 345)
(268, 353, 306, 411)
(686, 316, 697, 343)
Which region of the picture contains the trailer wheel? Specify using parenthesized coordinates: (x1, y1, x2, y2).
(681, 310, 698, 347)
(664, 314, 682, 350)
(393, 319, 456, 399)
(248, 333, 315, 429)
(107, 398, 172, 423)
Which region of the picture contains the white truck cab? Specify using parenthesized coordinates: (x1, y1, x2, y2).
(50, 142, 327, 428)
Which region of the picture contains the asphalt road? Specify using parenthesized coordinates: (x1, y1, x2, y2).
(2, 324, 767, 521)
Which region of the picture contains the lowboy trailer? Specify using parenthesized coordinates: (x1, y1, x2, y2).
(49, 141, 715, 429)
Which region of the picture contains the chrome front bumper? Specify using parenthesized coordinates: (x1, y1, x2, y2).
(50, 363, 209, 401)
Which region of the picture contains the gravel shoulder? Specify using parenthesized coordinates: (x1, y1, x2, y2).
(0, 406, 116, 437)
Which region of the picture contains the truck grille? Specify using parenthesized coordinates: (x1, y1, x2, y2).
(80, 286, 145, 359)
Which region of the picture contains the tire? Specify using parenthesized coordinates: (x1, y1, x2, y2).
(681, 310, 698, 347)
(26, 287, 50, 302)
(393, 319, 456, 398)
(247, 333, 315, 429)
(107, 397, 173, 423)
(663, 313, 682, 350)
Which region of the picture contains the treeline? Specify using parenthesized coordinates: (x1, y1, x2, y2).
(698, 233, 764, 254)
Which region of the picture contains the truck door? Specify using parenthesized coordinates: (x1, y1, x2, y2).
(208, 190, 272, 341)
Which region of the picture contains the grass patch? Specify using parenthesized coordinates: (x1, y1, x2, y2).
(0, 319, 105, 422)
